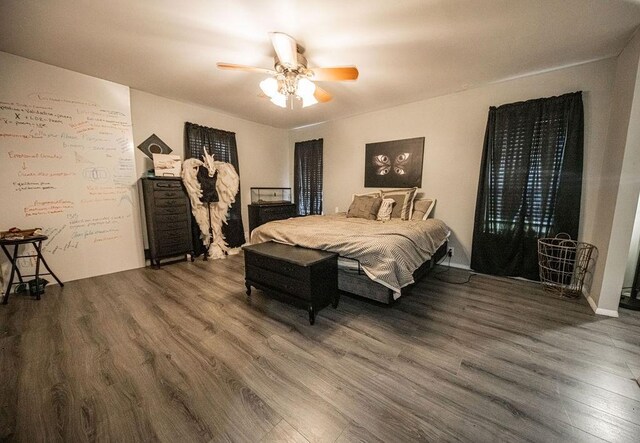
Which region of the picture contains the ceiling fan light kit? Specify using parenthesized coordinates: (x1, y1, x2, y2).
(217, 32, 358, 109)
(259, 73, 317, 108)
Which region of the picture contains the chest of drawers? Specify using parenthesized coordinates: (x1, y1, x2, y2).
(141, 177, 194, 267)
(248, 203, 297, 233)
(243, 241, 339, 325)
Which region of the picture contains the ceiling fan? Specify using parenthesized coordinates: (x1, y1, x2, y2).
(217, 32, 359, 108)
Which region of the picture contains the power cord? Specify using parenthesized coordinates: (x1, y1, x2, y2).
(433, 249, 476, 284)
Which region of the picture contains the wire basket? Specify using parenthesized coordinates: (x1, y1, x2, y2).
(537, 234, 596, 299)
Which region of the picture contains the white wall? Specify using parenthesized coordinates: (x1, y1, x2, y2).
(589, 30, 640, 313)
(0, 51, 145, 284)
(130, 90, 290, 244)
(290, 58, 616, 285)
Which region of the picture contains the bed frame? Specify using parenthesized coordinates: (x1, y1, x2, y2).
(337, 241, 448, 304)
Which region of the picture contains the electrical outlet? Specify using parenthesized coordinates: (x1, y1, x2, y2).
(448, 247, 454, 257)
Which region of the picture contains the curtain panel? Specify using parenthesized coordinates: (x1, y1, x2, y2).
(294, 139, 323, 216)
(184, 122, 246, 253)
(471, 92, 584, 280)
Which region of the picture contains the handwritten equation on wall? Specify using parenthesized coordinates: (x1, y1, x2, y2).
(0, 52, 143, 282)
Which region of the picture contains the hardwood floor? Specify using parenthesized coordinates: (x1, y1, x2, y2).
(1, 253, 640, 442)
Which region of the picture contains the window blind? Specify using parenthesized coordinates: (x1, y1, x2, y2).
(294, 139, 323, 216)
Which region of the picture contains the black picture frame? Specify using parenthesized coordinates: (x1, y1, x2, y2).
(364, 137, 424, 188)
(137, 133, 173, 159)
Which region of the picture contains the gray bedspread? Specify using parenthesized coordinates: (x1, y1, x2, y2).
(250, 213, 450, 296)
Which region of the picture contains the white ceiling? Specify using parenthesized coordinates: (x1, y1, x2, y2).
(2, 0, 640, 129)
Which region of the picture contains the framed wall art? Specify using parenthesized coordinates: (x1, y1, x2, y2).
(137, 133, 173, 159)
(364, 137, 424, 188)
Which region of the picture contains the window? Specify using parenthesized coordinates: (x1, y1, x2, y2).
(471, 92, 583, 279)
(294, 139, 323, 216)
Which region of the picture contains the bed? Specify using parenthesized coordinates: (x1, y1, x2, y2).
(250, 213, 450, 304)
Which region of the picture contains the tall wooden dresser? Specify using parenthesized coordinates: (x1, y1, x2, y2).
(141, 177, 194, 267)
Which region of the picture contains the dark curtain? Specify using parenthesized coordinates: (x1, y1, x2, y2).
(184, 122, 245, 254)
(294, 138, 323, 216)
(471, 91, 583, 280)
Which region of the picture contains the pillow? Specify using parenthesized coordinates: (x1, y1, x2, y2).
(381, 188, 417, 220)
(376, 198, 395, 221)
(411, 198, 436, 220)
(351, 191, 380, 201)
(347, 195, 383, 220)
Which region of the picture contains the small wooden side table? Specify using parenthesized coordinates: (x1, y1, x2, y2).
(0, 235, 64, 304)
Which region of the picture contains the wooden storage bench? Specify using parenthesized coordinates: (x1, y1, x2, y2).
(242, 242, 339, 325)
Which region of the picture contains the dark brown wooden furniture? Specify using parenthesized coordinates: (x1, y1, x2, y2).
(248, 203, 296, 233)
(1, 235, 63, 304)
(243, 241, 338, 325)
(141, 177, 194, 268)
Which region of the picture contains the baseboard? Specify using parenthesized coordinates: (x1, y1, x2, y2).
(447, 262, 472, 271)
(585, 293, 619, 317)
(440, 264, 620, 318)
(433, 255, 471, 271)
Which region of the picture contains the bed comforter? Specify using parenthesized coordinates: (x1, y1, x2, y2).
(250, 213, 450, 297)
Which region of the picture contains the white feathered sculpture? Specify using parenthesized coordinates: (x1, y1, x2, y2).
(182, 151, 240, 259)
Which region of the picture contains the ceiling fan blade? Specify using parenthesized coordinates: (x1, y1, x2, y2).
(310, 67, 359, 81)
(269, 32, 298, 67)
(314, 86, 333, 103)
(217, 63, 275, 75)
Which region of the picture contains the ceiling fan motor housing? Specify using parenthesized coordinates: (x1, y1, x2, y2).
(274, 53, 308, 74)
(274, 52, 311, 96)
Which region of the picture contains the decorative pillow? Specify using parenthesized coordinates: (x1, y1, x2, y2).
(411, 198, 436, 220)
(351, 191, 380, 201)
(376, 198, 395, 221)
(381, 188, 417, 220)
(347, 195, 383, 220)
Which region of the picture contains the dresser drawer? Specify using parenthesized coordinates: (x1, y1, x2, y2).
(156, 242, 191, 257)
(260, 206, 295, 217)
(153, 180, 183, 190)
(156, 213, 189, 224)
(261, 213, 293, 224)
(246, 266, 310, 299)
(157, 227, 191, 243)
(155, 221, 190, 232)
(155, 205, 189, 216)
(156, 235, 190, 247)
(245, 253, 307, 281)
(154, 189, 184, 199)
(155, 198, 187, 208)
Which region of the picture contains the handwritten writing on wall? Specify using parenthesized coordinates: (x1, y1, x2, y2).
(0, 52, 143, 283)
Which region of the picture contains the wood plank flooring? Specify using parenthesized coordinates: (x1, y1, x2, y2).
(1, 253, 640, 442)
